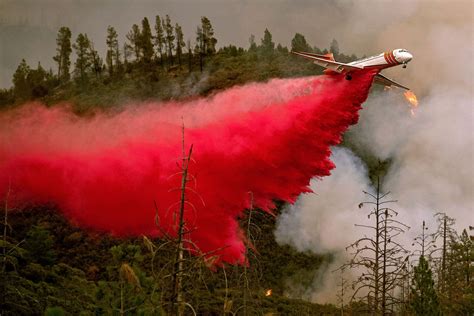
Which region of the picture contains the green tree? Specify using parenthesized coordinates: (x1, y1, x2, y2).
(175, 23, 185, 67)
(154, 15, 165, 67)
(276, 43, 288, 54)
(291, 33, 311, 52)
(73, 33, 91, 83)
(12, 59, 31, 99)
(187, 39, 192, 72)
(260, 28, 275, 54)
(12, 60, 51, 100)
(96, 244, 149, 314)
(443, 229, 474, 314)
(89, 41, 103, 79)
(164, 15, 175, 65)
(248, 34, 257, 52)
(123, 42, 132, 72)
(410, 255, 441, 315)
(126, 24, 141, 61)
(140, 17, 154, 65)
(52, 26, 72, 82)
(106, 26, 120, 75)
(23, 226, 56, 266)
(30, 62, 52, 98)
(195, 26, 204, 72)
(201, 16, 217, 55)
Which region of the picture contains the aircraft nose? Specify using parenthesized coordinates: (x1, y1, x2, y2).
(394, 50, 413, 64)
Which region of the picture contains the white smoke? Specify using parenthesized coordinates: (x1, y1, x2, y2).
(276, 147, 372, 254)
(275, 147, 373, 303)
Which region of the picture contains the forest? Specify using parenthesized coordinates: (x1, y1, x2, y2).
(1, 13, 473, 316)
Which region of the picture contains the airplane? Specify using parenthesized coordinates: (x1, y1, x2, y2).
(292, 49, 413, 90)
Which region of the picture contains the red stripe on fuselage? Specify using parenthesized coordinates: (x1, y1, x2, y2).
(389, 51, 398, 64)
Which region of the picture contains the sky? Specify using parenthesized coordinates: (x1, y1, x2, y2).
(1, 0, 472, 89)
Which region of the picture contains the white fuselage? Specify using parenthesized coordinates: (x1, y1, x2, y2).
(349, 49, 413, 70)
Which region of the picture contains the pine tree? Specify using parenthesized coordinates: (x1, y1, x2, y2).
(291, 33, 311, 52)
(105, 50, 113, 78)
(29, 62, 50, 98)
(140, 17, 154, 65)
(195, 26, 204, 72)
(164, 15, 175, 65)
(12, 59, 30, 99)
(24, 225, 56, 265)
(154, 15, 165, 67)
(73, 33, 91, 83)
(106, 26, 119, 75)
(123, 42, 132, 72)
(260, 28, 275, 55)
(89, 42, 103, 79)
(201, 16, 216, 55)
(443, 229, 474, 314)
(53, 26, 72, 82)
(410, 256, 441, 315)
(186, 39, 192, 72)
(174, 23, 185, 67)
(248, 34, 257, 52)
(126, 24, 141, 61)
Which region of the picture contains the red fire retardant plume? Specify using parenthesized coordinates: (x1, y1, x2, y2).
(0, 70, 377, 264)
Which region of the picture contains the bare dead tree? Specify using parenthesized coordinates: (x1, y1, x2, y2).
(1, 181, 30, 314)
(412, 220, 436, 259)
(2, 181, 11, 274)
(242, 192, 253, 316)
(171, 144, 193, 315)
(144, 122, 216, 316)
(1, 182, 11, 313)
(430, 212, 456, 292)
(344, 177, 410, 315)
(231, 191, 268, 316)
(336, 267, 349, 316)
(397, 258, 411, 316)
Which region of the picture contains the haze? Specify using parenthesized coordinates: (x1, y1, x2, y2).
(1, 0, 472, 90)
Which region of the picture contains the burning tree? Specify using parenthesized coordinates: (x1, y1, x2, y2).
(344, 177, 410, 315)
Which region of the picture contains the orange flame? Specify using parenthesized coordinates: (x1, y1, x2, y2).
(265, 289, 272, 297)
(404, 90, 419, 116)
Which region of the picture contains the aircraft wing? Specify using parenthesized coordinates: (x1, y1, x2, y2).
(374, 73, 410, 90)
(292, 51, 363, 73)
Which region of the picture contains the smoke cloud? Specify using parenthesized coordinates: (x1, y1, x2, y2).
(275, 147, 372, 303)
